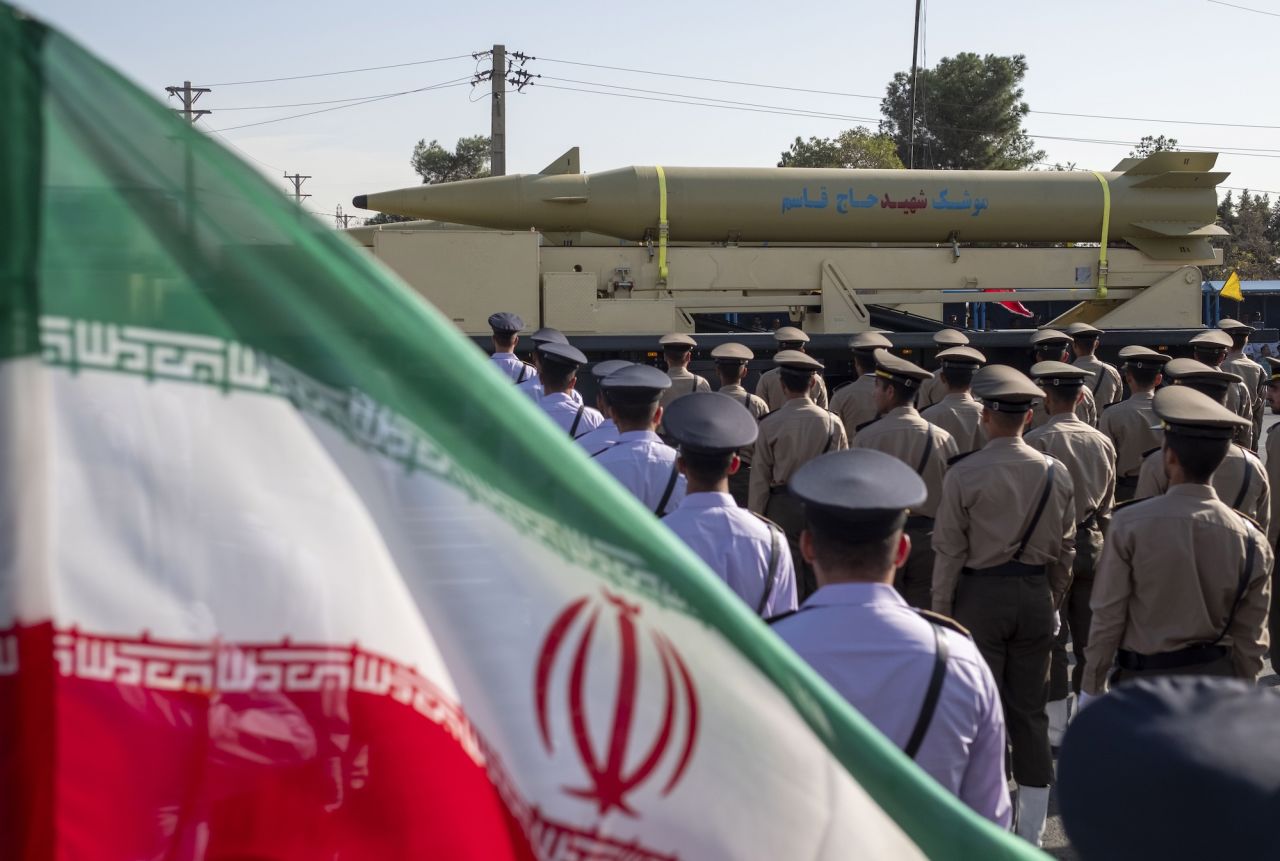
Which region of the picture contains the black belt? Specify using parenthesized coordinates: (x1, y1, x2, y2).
(769, 485, 789, 496)
(1077, 513, 1097, 532)
(1116, 644, 1229, 672)
(1116, 475, 1139, 488)
(904, 515, 934, 529)
(962, 560, 1047, 577)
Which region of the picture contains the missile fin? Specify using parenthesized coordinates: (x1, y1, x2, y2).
(539, 147, 581, 175)
(1118, 151, 1220, 174)
(1129, 221, 1229, 238)
(1129, 171, 1230, 190)
(1123, 234, 1218, 263)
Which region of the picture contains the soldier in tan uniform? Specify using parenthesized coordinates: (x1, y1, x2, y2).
(1191, 328, 1253, 449)
(917, 328, 971, 411)
(1134, 359, 1269, 531)
(658, 333, 711, 408)
(931, 365, 1077, 847)
(921, 346, 987, 454)
(1024, 361, 1117, 744)
(1099, 345, 1170, 501)
(1028, 330, 1097, 429)
(1065, 322, 1123, 408)
(1219, 317, 1265, 450)
(1263, 357, 1280, 661)
(711, 342, 770, 508)
(829, 331, 892, 442)
(755, 326, 828, 410)
(1082, 387, 1272, 700)
(749, 350, 847, 598)
(852, 350, 958, 608)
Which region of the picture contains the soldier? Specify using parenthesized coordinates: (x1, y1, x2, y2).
(709, 343, 769, 508)
(1219, 317, 1266, 450)
(917, 328, 971, 411)
(772, 449, 1011, 827)
(829, 331, 892, 443)
(1100, 345, 1170, 502)
(1025, 361, 1117, 745)
(486, 311, 536, 383)
(533, 342, 604, 439)
(755, 326, 829, 409)
(920, 346, 987, 454)
(749, 350, 847, 599)
(658, 333, 711, 408)
(1065, 322, 1123, 408)
(517, 327, 584, 405)
(1134, 359, 1269, 531)
(852, 350, 958, 608)
(574, 359, 633, 456)
(931, 365, 1076, 847)
(1261, 357, 1280, 661)
(1082, 386, 1272, 698)
(1191, 328, 1252, 448)
(662, 393, 798, 617)
(1028, 329, 1097, 428)
(594, 365, 686, 516)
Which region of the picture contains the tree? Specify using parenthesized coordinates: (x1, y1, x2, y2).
(879, 53, 1045, 170)
(1129, 135, 1179, 158)
(410, 135, 492, 184)
(364, 211, 415, 225)
(1211, 190, 1280, 280)
(777, 127, 904, 169)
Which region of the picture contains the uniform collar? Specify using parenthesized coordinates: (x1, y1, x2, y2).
(617, 429, 662, 443)
(886, 405, 919, 419)
(803, 581, 904, 609)
(1045, 411, 1082, 427)
(1167, 483, 1220, 502)
(676, 491, 735, 510)
(542, 391, 577, 405)
(1226, 349, 1245, 361)
(1073, 354, 1100, 367)
(718, 383, 746, 395)
(987, 435, 1029, 450)
(781, 397, 813, 411)
(941, 392, 974, 404)
(1129, 390, 1155, 402)
(667, 367, 694, 379)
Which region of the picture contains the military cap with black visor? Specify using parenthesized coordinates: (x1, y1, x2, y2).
(773, 326, 810, 348)
(789, 449, 927, 543)
(536, 340, 588, 370)
(1264, 356, 1280, 386)
(936, 346, 985, 367)
(530, 326, 569, 347)
(711, 342, 754, 363)
(971, 364, 1044, 412)
(599, 363, 672, 405)
(487, 311, 524, 335)
(1116, 344, 1171, 369)
(662, 392, 759, 454)
(872, 348, 932, 388)
(1030, 360, 1088, 387)
(1161, 358, 1240, 401)
(848, 331, 893, 354)
(1152, 385, 1250, 439)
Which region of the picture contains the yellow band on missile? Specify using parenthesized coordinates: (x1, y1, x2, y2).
(1091, 171, 1111, 300)
(656, 165, 670, 283)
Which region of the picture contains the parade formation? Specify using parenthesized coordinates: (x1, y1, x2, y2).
(495, 311, 1278, 849)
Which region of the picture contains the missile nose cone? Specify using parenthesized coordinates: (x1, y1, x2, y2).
(352, 194, 368, 210)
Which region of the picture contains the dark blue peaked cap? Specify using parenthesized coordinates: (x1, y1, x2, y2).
(663, 392, 759, 454)
(789, 449, 926, 540)
(1059, 677, 1280, 861)
(537, 341, 588, 367)
(590, 359, 633, 379)
(487, 311, 523, 334)
(600, 364, 671, 405)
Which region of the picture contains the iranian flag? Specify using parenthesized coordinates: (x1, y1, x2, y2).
(0, 8, 1039, 860)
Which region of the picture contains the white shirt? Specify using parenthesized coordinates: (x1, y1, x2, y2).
(490, 351, 536, 384)
(537, 392, 604, 438)
(575, 419, 620, 456)
(663, 491, 798, 616)
(594, 430, 687, 515)
(518, 378, 583, 404)
(774, 583, 1012, 827)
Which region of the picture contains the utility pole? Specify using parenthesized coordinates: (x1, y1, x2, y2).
(333, 204, 355, 229)
(165, 80, 210, 237)
(907, 0, 923, 169)
(165, 80, 211, 123)
(491, 43, 506, 176)
(283, 172, 311, 205)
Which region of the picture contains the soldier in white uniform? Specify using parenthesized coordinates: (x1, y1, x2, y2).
(829, 331, 892, 443)
(1028, 329, 1096, 428)
(755, 326, 829, 410)
(486, 311, 536, 383)
(593, 365, 686, 516)
(772, 448, 1011, 826)
(534, 342, 604, 440)
(658, 333, 711, 407)
(662, 392, 798, 617)
(517, 328, 583, 405)
(1065, 322, 1123, 409)
(1219, 317, 1266, 450)
(709, 343, 769, 508)
(1191, 328, 1252, 449)
(917, 328, 971, 411)
(920, 346, 987, 454)
(574, 359, 632, 456)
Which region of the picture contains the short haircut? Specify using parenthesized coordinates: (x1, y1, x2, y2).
(941, 365, 976, 389)
(853, 353, 877, 375)
(1229, 333, 1248, 350)
(1127, 365, 1160, 388)
(680, 449, 735, 484)
(876, 376, 915, 407)
(663, 346, 691, 359)
(1042, 384, 1080, 408)
(715, 362, 746, 385)
(807, 521, 899, 580)
(780, 368, 814, 393)
(610, 399, 659, 425)
(987, 407, 1029, 434)
(540, 358, 576, 388)
(1165, 432, 1229, 483)
(492, 332, 517, 348)
(1179, 380, 1229, 406)
(1035, 347, 1068, 362)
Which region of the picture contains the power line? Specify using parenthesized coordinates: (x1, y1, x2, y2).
(215, 77, 472, 132)
(1206, 0, 1280, 17)
(216, 91, 420, 111)
(197, 53, 475, 87)
(534, 82, 881, 123)
(204, 126, 285, 171)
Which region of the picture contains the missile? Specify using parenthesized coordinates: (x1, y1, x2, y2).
(353, 151, 1228, 261)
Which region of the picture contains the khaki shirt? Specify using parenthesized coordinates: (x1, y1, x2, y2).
(1224, 350, 1263, 398)
(1098, 391, 1162, 479)
(1072, 355, 1123, 408)
(1224, 379, 1254, 449)
(1030, 385, 1096, 430)
(1135, 444, 1270, 534)
(829, 375, 879, 442)
(1082, 484, 1273, 693)
(661, 367, 711, 408)
(748, 397, 847, 512)
(717, 383, 770, 465)
(1267, 424, 1280, 547)
(1024, 413, 1117, 530)
(921, 392, 986, 454)
(851, 406, 958, 518)
(917, 368, 947, 411)
(756, 366, 828, 411)
(931, 436, 1077, 616)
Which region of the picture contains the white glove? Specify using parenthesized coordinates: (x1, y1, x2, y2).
(1077, 691, 1100, 710)
(1053, 611, 1062, 637)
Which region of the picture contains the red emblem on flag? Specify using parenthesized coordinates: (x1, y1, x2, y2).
(534, 589, 699, 817)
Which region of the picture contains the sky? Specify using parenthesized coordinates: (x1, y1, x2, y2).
(20, 0, 1280, 225)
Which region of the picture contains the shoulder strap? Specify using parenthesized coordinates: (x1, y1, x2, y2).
(903, 621, 950, 760)
(1012, 459, 1057, 562)
(1091, 365, 1105, 396)
(1231, 457, 1254, 512)
(855, 417, 880, 432)
(516, 363, 528, 385)
(589, 441, 616, 458)
(915, 430, 935, 475)
(1209, 529, 1258, 648)
(766, 609, 799, 626)
(822, 410, 836, 454)
(655, 461, 680, 517)
(569, 403, 586, 438)
(947, 450, 976, 467)
(749, 514, 782, 617)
